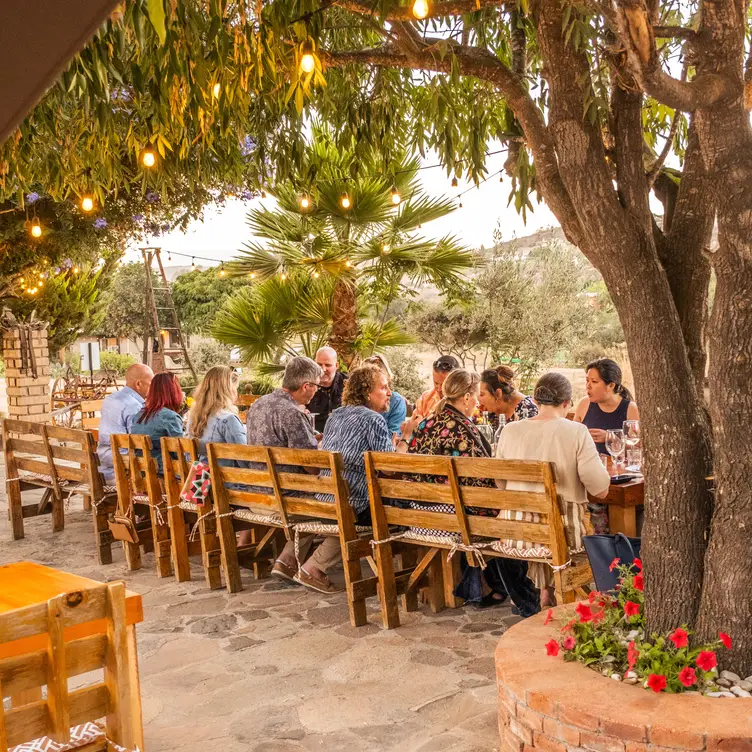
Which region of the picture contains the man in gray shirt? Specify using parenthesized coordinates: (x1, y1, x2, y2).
(245, 357, 344, 593)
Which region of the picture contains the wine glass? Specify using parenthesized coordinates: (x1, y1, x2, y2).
(606, 429, 625, 473)
(623, 420, 640, 448)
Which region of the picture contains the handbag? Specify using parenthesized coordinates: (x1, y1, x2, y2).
(583, 533, 641, 592)
(179, 460, 212, 507)
(108, 508, 139, 545)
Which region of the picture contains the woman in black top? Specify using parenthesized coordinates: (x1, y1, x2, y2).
(573, 358, 639, 454)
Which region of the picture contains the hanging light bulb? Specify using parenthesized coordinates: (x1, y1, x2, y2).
(219, 264, 226, 277)
(81, 196, 94, 212)
(167, 252, 172, 262)
(345, 260, 353, 268)
(412, 0, 429, 18)
(451, 177, 458, 188)
(313, 271, 320, 278)
(261, 189, 267, 199)
(142, 150, 156, 168)
(212, 82, 221, 98)
(72, 266, 80, 274)
(249, 272, 256, 279)
(38, 280, 44, 288)
(340, 192, 351, 209)
(300, 194, 311, 210)
(459, 200, 463, 209)
(30, 221, 42, 238)
(382, 243, 391, 254)
(300, 40, 317, 74)
(19, 277, 24, 283)
(191, 257, 196, 269)
(280, 272, 287, 281)
(390, 185, 401, 205)
(29, 287, 37, 295)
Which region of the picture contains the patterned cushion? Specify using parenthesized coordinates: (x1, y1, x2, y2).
(17, 472, 58, 485)
(232, 507, 283, 526)
(292, 520, 372, 535)
(10, 722, 103, 752)
(132, 493, 167, 504)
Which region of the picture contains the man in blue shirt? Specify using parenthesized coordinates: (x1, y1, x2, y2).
(97, 363, 154, 481)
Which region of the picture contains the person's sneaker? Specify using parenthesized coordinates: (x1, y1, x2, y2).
(294, 567, 345, 594)
(271, 559, 297, 582)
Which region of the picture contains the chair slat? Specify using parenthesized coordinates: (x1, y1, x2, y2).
(217, 466, 335, 494)
(6, 439, 46, 457)
(14, 458, 52, 476)
(210, 442, 331, 469)
(48, 445, 88, 463)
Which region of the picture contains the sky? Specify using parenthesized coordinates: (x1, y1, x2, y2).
(123, 149, 560, 269)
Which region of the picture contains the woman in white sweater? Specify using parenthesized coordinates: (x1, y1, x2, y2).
(496, 371, 611, 606)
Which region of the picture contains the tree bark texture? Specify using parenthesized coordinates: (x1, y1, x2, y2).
(329, 277, 359, 367)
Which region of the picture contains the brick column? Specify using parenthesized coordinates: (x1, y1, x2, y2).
(2, 327, 51, 423)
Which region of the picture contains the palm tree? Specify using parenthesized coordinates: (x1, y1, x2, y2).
(213, 130, 476, 367)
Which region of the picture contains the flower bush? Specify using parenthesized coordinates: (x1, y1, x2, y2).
(546, 560, 732, 694)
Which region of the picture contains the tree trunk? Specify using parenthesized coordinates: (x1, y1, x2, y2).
(329, 278, 359, 368)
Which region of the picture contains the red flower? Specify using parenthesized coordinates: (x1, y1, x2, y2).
(592, 609, 606, 624)
(545, 639, 560, 657)
(678, 666, 697, 687)
(647, 674, 667, 693)
(627, 641, 639, 670)
(576, 602, 594, 622)
(609, 557, 620, 571)
(669, 628, 689, 649)
(624, 600, 640, 618)
(633, 557, 643, 571)
(696, 651, 717, 671)
(562, 636, 576, 650)
(562, 618, 576, 633)
(633, 574, 644, 592)
(544, 609, 553, 625)
(588, 590, 599, 603)
(719, 632, 732, 650)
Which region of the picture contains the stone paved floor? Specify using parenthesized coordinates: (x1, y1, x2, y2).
(0, 469, 513, 751)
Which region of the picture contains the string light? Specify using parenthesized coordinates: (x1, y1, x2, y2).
(249, 272, 256, 279)
(345, 260, 352, 267)
(168, 252, 172, 262)
(280, 272, 287, 281)
(300, 194, 311, 210)
(30, 221, 42, 238)
(451, 177, 458, 188)
(19, 277, 24, 283)
(29, 287, 38, 295)
(300, 40, 316, 74)
(72, 266, 80, 274)
(191, 257, 196, 269)
(459, 200, 463, 209)
(142, 150, 156, 168)
(382, 243, 391, 254)
(219, 264, 226, 277)
(313, 271, 320, 278)
(412, 0, 429, 18)
(81, 196, 94, 212)
(38, 280, 44, 288)
(261, 190, 267, 198)
(212, 82, 221, 98)
(340, 192, 351, 209)
(390, 185, 401, 205)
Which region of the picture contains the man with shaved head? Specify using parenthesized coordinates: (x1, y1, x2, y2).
(97, 362, 154, 481)
(306, 346, 347, 433)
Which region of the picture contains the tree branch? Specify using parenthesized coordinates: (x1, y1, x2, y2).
(334, 0, 505, 21)
(652, 25, 697, 39)
(615, 0, 737, 110)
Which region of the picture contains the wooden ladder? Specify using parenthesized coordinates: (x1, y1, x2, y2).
(140, 247, 197, 382)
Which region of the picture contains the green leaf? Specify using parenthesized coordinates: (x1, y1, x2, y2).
(146, 0, 167, 45)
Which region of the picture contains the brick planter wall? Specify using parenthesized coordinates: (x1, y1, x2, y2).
(2, 327, 51, 423)
(496, 606, 752, 752)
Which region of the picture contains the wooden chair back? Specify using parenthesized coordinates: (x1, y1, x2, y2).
(80, 399, 104, 431)
(235, 394, 260, 408)
(110, 433, 171, 577)
(0, 582, 141, 751)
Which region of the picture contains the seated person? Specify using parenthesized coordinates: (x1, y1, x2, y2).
(130, 372, 185, 475)
(478, 365, 538, 442)
(407, 369, 540, 616)
(414, 354, 459, 419)
(306, 346, 347, 433)
(96, 363, 153, 482)
(363, 353, 407, 434)
(308, 365, 411, 594)
(245, 356, 321, 577)
(497, 372, 611, 606)
(187, 365, 246, 463)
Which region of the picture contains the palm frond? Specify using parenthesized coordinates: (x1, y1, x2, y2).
(355, 318, 415, 356)
(390, 194, 459, 234)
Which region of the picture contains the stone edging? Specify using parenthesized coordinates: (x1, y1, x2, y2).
(495, 605, 752, 751)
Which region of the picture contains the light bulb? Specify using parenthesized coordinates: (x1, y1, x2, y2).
(31, 222, 42, 237)
(30, 287, 37, 295)
(281, 273, 287, 281)
(249, 272, 256, 279)
(345, 260, 352, 268)
(261, 190, 267, 199)
(459, 200, 463, 209)
(300, 40, 316, 74)
(38, 281, 44, 288)
(212, 82, 221, 98)
(219, 266, 226, 277)
(313, 271, 320, 278)
(412, 0, 429, 19)
(390, 186, 401, 205)
(340, 193, 351, 209)
(382, 243, 391, 254)
(142, 150, 156, 168)
(191, 257, 196, 269)
(19, 277, 24, 283)
(81, 196, 94, 212)
(451, 177, 458, 188)
(72, 266, 80, 274)
(300, 195, 311, 210)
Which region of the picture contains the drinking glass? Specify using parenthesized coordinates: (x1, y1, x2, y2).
(623, 420, 640, 448)
(606, 429, 625, 472)
(307, 413, 318, 431)
(626, 447, 642, 473)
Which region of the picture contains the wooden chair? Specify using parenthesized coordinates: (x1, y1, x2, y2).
(161, 436, 222, 589)
(364, 452, 592, 628)
(2, 420, 115, 545)
(0, 582, 144, 752)
(110, 433, 172, 577)
(206, 443, 374, 626)
(235, 394, 260, 423)
(80, 399, 104, 432)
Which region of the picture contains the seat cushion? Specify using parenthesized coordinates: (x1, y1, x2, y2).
(10, 721, 104, 752)
(17, 471, 61, 485)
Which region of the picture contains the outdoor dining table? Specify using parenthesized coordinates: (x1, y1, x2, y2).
(588, 477, 644, 536)
(0, 560, 145, 748)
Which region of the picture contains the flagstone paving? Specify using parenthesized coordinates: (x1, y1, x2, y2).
(0, 466, 515, 751)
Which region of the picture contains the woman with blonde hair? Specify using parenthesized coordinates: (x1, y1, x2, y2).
(187, 365, 246, 462)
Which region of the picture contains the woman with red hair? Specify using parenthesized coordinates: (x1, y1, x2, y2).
(130, 372, 185, 474)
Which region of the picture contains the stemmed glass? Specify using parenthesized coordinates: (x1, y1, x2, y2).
(605, 429, 626, 474)
(623, 420, 641, 472)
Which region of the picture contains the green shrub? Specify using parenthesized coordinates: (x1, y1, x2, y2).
(188, 339, 231, 376)
(384, 347, 425, 403)
(99, 351, 137, 377)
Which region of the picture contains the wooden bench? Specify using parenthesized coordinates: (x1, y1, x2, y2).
(364, 452, 592, 628)
(110, 433, 172, 577)
(206, 443, 374, 626)
(2, 419, 115, 544)
(161, 436, 223, 589)
(0, 582, 144, 752)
